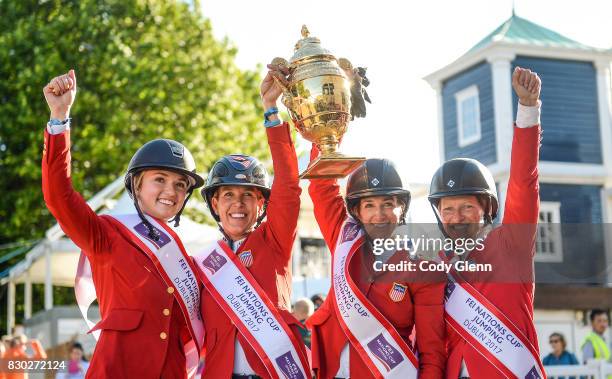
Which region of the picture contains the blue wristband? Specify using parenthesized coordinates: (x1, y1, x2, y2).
(264, 106, 279, 120)
(264, 119, 282, 128)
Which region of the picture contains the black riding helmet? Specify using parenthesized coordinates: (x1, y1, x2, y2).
(201, 154, 271, 224)
(345, 158, 411, 224)
(124, 139, 204, 238)
(428, 158, 498, 226)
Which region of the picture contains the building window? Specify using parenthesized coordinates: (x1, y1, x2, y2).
(299, 238, 330, 278)
(535, 202, 563, 262)
(322, 83, 335, 95)
(455, 85, 482, 147)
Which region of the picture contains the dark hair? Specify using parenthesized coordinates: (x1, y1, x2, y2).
(549, 332, 566, 349)
(70, 342, 87, 361)
(590, 309, 608, 323)
(71, 342, 84, 352)
(9, 335, 26, 348)
(311, 294, 325, 303)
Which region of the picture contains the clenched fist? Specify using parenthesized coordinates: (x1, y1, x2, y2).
(43, 69, 77, 120)
(512, 67, 541, 107)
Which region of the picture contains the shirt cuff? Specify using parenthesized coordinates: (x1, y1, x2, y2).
(515, 101, 541, 128)
(46, 120, 71, 135)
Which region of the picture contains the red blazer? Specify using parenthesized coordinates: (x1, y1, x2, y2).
(42, 130, 195, 379)
(444, 125, 542, 379)
(307, 157, 446, 379)
(195, 123, 308, 378)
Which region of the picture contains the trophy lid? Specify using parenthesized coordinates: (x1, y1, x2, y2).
(290, 25, 335, 63)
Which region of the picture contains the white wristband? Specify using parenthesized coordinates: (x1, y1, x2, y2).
(46, 119, 71, 135)
(515, 101, 541, 129)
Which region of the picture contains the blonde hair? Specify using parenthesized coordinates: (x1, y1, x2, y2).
(132, 171, 145, 195)
(293, 298, 315, 319)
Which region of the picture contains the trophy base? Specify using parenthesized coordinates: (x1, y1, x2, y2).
(299, 155, 366, 179)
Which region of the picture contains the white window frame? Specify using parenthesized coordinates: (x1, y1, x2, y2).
(455, 85, 482, 147)
(535, 201, 563, 263)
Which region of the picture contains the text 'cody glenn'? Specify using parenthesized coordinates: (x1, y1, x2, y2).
(373, 259, 493, 274)
(370, 236, 492, 273)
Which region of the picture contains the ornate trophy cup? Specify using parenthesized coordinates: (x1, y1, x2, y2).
(273, 26, 367, 179)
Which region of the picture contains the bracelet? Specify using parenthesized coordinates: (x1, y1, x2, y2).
(264, 106, 279, 120)
(264, 119, 282, 128)
(48, 117, 71, 126)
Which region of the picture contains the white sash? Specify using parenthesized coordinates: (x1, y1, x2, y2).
(75, 214, 204, 378)
(440, 253, 545, 379)
(193, 240, 310, 379)
(75, 253, 100, 339)
(332, 217, 419, 379)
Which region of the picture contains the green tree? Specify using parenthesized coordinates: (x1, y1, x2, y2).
(0, 0, 267, 245)
(0, 0, 267, 331)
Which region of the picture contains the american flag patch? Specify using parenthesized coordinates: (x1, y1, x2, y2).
(388, 282, 407, 302)
(231, 155, 252, 168)
(238, 250, 253, 268)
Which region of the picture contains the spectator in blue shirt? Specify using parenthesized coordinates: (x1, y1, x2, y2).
(543, 332, 581, 379)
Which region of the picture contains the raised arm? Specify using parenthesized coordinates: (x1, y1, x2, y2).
(502, 67, 541, 225)
(307, 146, 348, 251)
(28, 339, 48, 359)
(42, 70, 111, 258)
(259, 63, 301, 256)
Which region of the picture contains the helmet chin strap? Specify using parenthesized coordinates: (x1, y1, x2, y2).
(217, 224, 234, 248)
(398, 202, 408, 225)
(254, 200, 269, 228)
(168, 189, 193, 227)
(430, 201, 451, 240)
(481, 195, 494, 225)
(131, 174, 160, 242)
(350, 214, 376, 252)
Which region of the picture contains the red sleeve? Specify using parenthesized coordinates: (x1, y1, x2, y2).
(30, 340, 47, 359)
(500, 124, 541, 259)
(42, 129, 111, 259)
(411, 279, 446, 378)
(306, 145, 347, 251)
(502, 125, 541, 225)
(262, 123, 301, 258)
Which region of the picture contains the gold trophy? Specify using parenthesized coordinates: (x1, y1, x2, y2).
(272, 25, 366, 179)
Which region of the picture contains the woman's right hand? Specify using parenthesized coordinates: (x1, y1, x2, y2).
(43, 69, 77, 120)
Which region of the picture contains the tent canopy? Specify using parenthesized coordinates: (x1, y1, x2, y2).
(2, 177, 218, 287)
(2, 177, 218, 332)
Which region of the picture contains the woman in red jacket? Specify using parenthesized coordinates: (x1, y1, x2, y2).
(191, 64, 310, 378)
(308, 155, 446, 379)
(42, 70, 205, 378)
(428, 67, 544, 379)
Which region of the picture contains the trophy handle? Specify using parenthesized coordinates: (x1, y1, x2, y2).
(271, 74, 291, 97)
(270, 57, 295, 112)
(338, 57, 353, 70)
